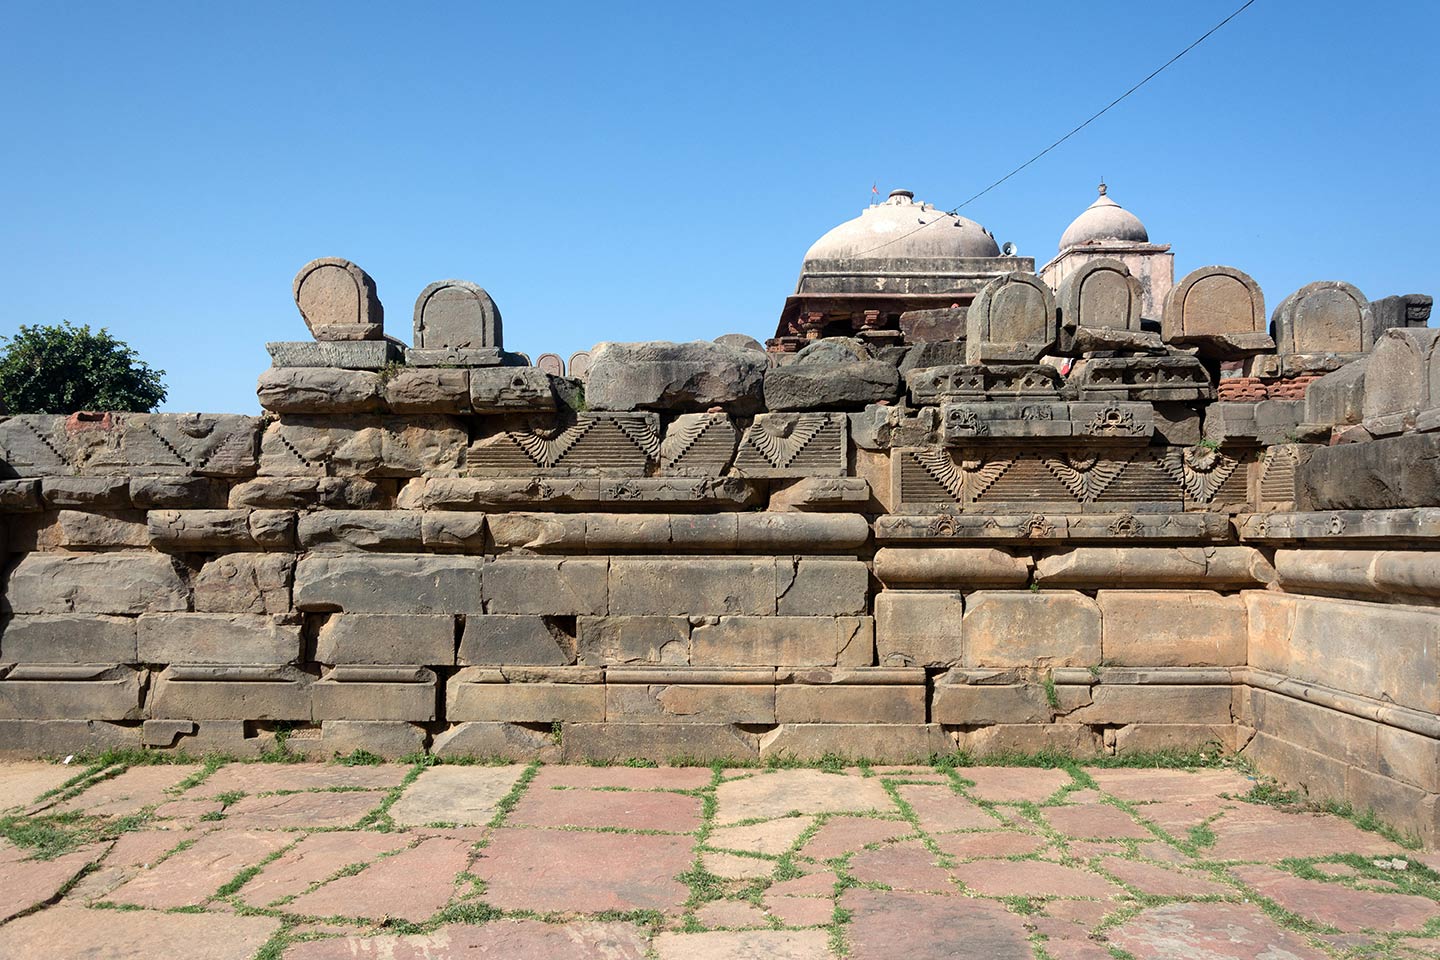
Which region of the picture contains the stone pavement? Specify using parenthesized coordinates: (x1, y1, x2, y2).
(1, 758, 1439, 959)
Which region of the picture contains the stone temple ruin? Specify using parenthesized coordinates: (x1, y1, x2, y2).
(2, 186, 1439, 843)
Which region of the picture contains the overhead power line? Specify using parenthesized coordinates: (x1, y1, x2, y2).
(849, 0, 1260, 259)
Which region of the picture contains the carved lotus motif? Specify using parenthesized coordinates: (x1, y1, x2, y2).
(1183, 445, 1220, 472)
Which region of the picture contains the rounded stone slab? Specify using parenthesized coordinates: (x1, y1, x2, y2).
(388, 764, 528, 826)
(412, 279, 502, 352)
(714, 769, 895, 824)
(293, 257, 384, 342)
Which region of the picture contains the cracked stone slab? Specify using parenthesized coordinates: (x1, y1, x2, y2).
(238, 831, 410, 907)
(653, 930, 832, 959)
(388, 764, 528, 826)
(0, 905, 280, 960)
(0, 840, 108, 922)
(108, 830, 292, 909)
(1109, 902, 1328, 959)
(284, 836, 473, 923)
(714, 770, 894, 824)
(472, 828, 692, 914)
(283, 920, 652, 959)
(51, 764, 201, 817)
(0, 762, 77, 812)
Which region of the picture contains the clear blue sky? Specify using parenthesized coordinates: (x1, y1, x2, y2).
(1, 1, 1435, 413)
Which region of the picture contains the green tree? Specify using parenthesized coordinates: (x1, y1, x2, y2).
(0, 321, 167, 414)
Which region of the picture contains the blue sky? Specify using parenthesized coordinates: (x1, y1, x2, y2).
(1, 1, 1435, 413)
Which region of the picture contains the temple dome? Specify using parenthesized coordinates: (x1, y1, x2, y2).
(1058, 183, 1149, 251)
(804, 189, 1001, 261)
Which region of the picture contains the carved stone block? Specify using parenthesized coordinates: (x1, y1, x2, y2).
(1161, 265, 1274, 358)
(466, 412, 659, 475)
(469, 367, 556, 413)
(907, 364, 1060, 405)
(293, 257, 384, 341)
(965, 273, 1058, 364)
(266, 341, 401, 369)
(941, 402, 1072, 442)
(1056, 258, 1162, 355)
(413, 280, 502, 352)
(731, 412, 847, 478)
(1272, 281, 1373, 356)
(1071, 356, 1213, 402)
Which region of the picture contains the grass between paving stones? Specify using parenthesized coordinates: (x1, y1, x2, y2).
(1228, 781, 1425, 850)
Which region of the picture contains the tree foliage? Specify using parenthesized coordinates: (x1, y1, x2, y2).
(0, 321, 167, 414)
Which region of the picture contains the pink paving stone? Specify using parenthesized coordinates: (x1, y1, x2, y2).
(697, 899, 770, 928)
(531, 765, 713, 791)
(1312, 861, 1362, 878)
(53, 764, 200, 817)
(1136, 840, 1191, 864)
(843, 888, 1032, 960)
(1232, 864, 1440, 932)
(710, 816, 812, 856)
(800, 816, 910, 860)
(1110, 901, 1329, 959)
(1045, 803, 1152, 840)
(896, 783, 999, 832)
(1131, 797, 1233, 834)
(935, 831, 1048, 860)
(715, 769, 894, 824)
(951, 859, 1122, 898)
(64, 829, 189, 902)
(220, 790, 386, 829)
(767, 868, 837, 897)
(152, 797, 226, 823)
(959, 767, 1072, 803)
(1064, 840, 1128, 860)
(0, 841, 107, 921)
(654, 930, 832, 960)
(511, 786, 703, 832)
(848, 841, 953, 893)
(703, 851, 775, 880)
(195, 762, 407, 796)
(473, 827, 693, 913)
(282, 919, 651, 959)
(1041, 938, 1115, 960)
(285, 836, 472, 922)
(109, 829, 293, 908)
(1088, 767, 1257, 802)
(0, 904, 280, 960)
(240, 831, 411, 906)
(0, 762, 78, 811)
(1206, 805, 1408, 861)
(1044, 898, 1113, 928)
(766, 894, 836, 926)
(1099, 856, 1233, 898)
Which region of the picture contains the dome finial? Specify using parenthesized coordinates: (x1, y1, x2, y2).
(1098, 179, 1107, 197)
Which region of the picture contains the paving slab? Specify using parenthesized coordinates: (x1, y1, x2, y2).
(697, 899, 770, 928)
(958, 767, 1072, 803)
(0, 905, 280, 960)
(0, 761, 77, 811)
(951, 859, 1121, 898)
(800, 816, 910, 860)
(843, 888, 1032, 959)
(511, 786, 702, 832)
(1109, 901, 1329, 959)
(1045, 803, 1152, 839)
(388, 764, 527, 826)
(63, 830, 187, 902)
(1089, 767, 1256, 802)
(769, 868, 837, 897)
(239, 831, 410, 907)
(766, 892, 836, 926)
(896, 783, 998, 832)
(934, 830, 1047, 860)
(531, 765, 712, 791)
(108, 829, 292, 908)
(847, 841, 951, 892)
(473, 827, 692, 913)
(1206, 805, 1408, 860)
(221, 790, 386, 829)
(654, 929, 832, 959)
(195, 762, 408, 797)
(1100, 856, 1233, 898)
(53, 764, 200, 817)
(715, 770, 893, 824)
(703, 851, 775, 880)
(282, 919, 651, 958)
(0, 841, 108, 921)
(284, 836, 472, 922)
(1232, 864, 1440, 932)
(710, 816, 812, 856)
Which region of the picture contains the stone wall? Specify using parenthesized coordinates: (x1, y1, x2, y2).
(2, 259, 1437, 842)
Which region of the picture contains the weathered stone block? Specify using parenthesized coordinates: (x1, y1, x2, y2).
(1299, 433, 1440, 509)
(735, 514, 870, 552)
(4, 552, 188, 615)
(458, 615, 571, 665)
(563, 722, 757, 763)
(962, 592, 1101, 667)
(873, 548, 1031, 587)
(774, 668, 925, 724)
(874, 591, 963, 667)
(311, 667, 438, 721)
(53, 510, 149, 548)
(1034, 547, 1273, 588)
(413, 279, 502, 352)
(768, 478, 872, 512)
(315, 614, 456, 665)
(1112, 723, 1241, 755)
(1097, 591, 1246, 666)
(759, 723, 951, 762)
(484, 558, 608, 615)
(256, 368, 385, 414)
(293, 554, 483, 614)
(0, 614, 138, 664)
(1242, 591, 1294, 675)
(0, 665, 144, 720)
(137, 613, 301, 665)
(148, 509, 295, 551)
(293, 257, 384, 341)
(430, 721, 558, 761)
(149, 665, 312, 720)
(266, 340, 401, 369)
(763, 361, 900, 411)
(1162, 265, 1274, 358)
(690, 617, 874, 667)
(1066, 685, 1234, 725)
(606, 668, 776, 724)
(297, 511, 423, 551)
(259, 415, 466, 478)
(576, 616, 690, 665)
(1272, 280, 1374, 355)
(194, 553, 294, 615)
(1251, 688, 1376, 769)
(228, 477, 386, 510)
(1302, 359, 1368, 428)
(1376, 724, 1440, 793)
(956, 723, 1103, 758)
(41, 477, 130, 508)
(966, 272, 1058, 363)
(609, 558, 776, 616)
(468, 367, 558, 413)
(1285, 596, 1440, 712)
(317, 720, 428, 759)
(932, 678, 1053, 725)
(1344, 765, 1439, 846)
(420, 512, 487, 552)
(447, 666, 604, 721)
(731, 412, 848, 478)
(777, 559, 869, 616)
(383, 368, 471, 414)
(0, 719, 139, 758)
(586, 341, 767, 414)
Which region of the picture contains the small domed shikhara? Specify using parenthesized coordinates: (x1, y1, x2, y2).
(803, 189, 1001, 261)
(1058, 182, 1150, 251)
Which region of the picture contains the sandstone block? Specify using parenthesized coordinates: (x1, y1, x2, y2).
(53, 511, 149, 548)
(735, 513, 870, 551)
(1097, 591, 1246, 666)
(129, 476, 218, 509)
(266, 339, 400, 369)
(873, 548, 1030, 586)
(0, 665, 144, 720)
(1065, 685, 1233, 725)
(256, 368, 385, 414)
(1299, 433, 1440, 509)
(149, 665, 312, 720)
(259, 415, 466, 479)
(962, 592, 1101, 667)
(1112, 723, 1241, 755)
(576, 616, 690, 665)
(1034, 547, 1274, 588)
(447, 667, 604, 722)
(775, 668, 925, 724)
(777, 559, 869, 616)
(563, 722, 758, 763)
(312, 667, 438, 721)
(293, 554, 483, 614)
(430, 721, 559, 762)
(4, 552, 188, 615)
(293, 257, 384, 341)
(1162, 265, 1273, 358)
(468, 367, 556, 413)
(586, 341, 767, 414)
(768, 478, 872, 512)
(0, 719, 139, 758)
(0, 479, 43, 512)
(137, 614, 302, 664)
(1302, 359, 1367, 428)
(1344, 765, 1439, 847)
(420, 511, 487, 552)
(1286, 595, 1440, 712)
(383, 368, 471, 414)
(316, 720, 428, 759)
(609, 558, 776, 616)
(763, 361, 901, 411)
(412, 279, 502, 352)
(759, 723, 951, 762)
(1376, 724, 1440, 793)
(148, 509, 295, 551)
(315, 614, 456, 665)
(1242, 591, 1295, 675)
(40, 477, 130, 508)
(194, 553, 294, 615)
(690, 617, 874, 667)
(1250, 688, 1376, 769)
(874, 591, 963, 667)
(956, 723, 1103, 758)
(0, 615, 138, 663)
(228, 477, 386, 510)
(606, 668, 776, 724)
(484, 558, 608, 615)
(458, 615, 572, 665)
(932, 679, 1052, 724)
(297, 511, 422, 551)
